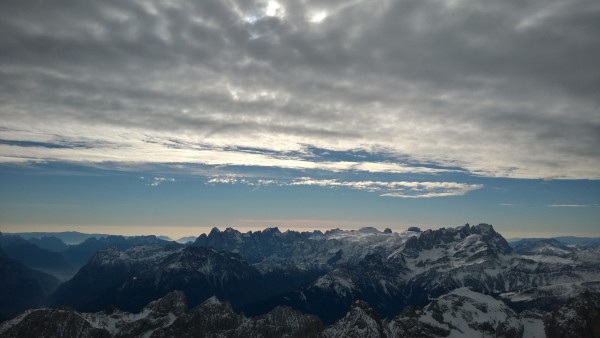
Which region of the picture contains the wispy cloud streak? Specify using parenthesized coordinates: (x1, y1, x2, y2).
(206, 176, 483, 198)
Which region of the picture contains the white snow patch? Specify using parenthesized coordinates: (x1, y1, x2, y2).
(522, 317, 546, 338)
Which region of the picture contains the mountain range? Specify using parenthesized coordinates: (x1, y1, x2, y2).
(1, 224, 599, 337)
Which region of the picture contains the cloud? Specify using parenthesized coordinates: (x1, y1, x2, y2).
(0, 135, 455, 175)
(295, 178, 483, 198)
(140, 176, 175, 187)
(206, 176, 483, 198)
(0, 0, 599, 179)
(547, 204, 590, 208)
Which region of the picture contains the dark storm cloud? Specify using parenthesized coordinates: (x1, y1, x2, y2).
(0, 0, 598, 179)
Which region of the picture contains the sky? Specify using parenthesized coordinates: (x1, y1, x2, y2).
(0, 0, 599, 239)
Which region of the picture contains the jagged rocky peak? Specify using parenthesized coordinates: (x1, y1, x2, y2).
(145, 290, 187, 315)
(198, 295, 234, 312)
(324, 228, 343, 235)
(260, 227, 281, 236)
(150, 296, 241, 338)
(323, 299, 386, 338)
(358, 227, 381, 234)
(403, 223, 512, 255)
(1, 292, 323, 338)
(154, 295, 323, 338)
(201, 226, 242, 239)
(253, 306, 324, 337)
(407, 226, 421, 232)
(194, 227, 244, 250)
(209, 227, 244, 239)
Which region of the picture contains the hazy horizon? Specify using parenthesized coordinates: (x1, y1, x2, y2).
(3, 223, 600, 241)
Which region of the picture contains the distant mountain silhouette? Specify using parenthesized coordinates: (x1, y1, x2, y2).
(28, 236, 69, 252)
(0, 250, 59, 321)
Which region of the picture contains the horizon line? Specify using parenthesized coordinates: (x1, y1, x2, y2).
(3, 224, 599, 240)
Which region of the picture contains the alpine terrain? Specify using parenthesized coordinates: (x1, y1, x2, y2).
(1, 224, 599, 337)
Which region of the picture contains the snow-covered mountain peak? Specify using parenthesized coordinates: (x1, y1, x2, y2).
(417, 287, 525, 337)
(323, 299, 385, 338)
(314, 270, 357, 296)
(200, 295, 225, 306)
(392, 224, 512, 274)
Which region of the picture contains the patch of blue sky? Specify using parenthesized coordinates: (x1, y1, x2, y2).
(0, 139, 91, 149)
(1, 162, 599, 237)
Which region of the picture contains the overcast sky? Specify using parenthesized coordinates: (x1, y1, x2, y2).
(1, 0, 599, 238)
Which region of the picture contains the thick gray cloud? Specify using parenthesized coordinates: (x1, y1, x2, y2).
(0, 0, 599, 179)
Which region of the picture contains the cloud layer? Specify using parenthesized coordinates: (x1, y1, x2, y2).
(1, 0, 599, 180)
(206, 175, 482, 198)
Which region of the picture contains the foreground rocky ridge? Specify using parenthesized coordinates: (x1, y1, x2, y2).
(0, 291, 323, 338)
(2, 286, 599, 338)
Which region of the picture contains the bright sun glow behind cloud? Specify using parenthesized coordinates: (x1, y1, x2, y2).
(265, 0, 285, 18)
(309, 11, 328, 23)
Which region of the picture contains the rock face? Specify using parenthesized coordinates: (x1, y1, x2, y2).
(545, 291, 600, 338)
(323, 300, 386, 338)
(502, 282, 600, 338)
